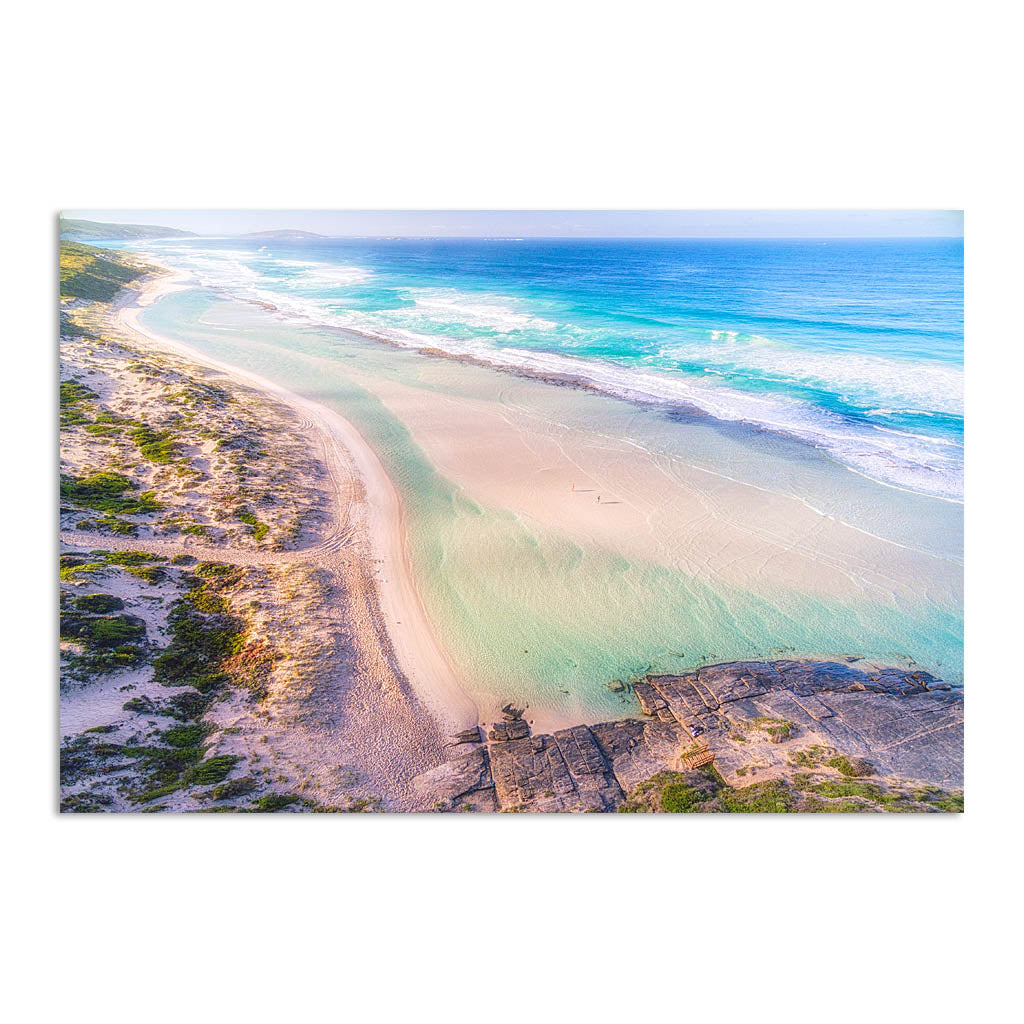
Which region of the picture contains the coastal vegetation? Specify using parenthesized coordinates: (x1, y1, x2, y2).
(58, 241, 377, 814)
(60, 606, 148, 677)
(743, 716, 797, 743)
(59, 250, 324, 550)
(60, 471, 161, 517)
(59, 218, 196, 242)
(73, 593, 124, 613)
(60, 241, 147, 302)
(617, 765, 958, 813)
(61, 555, 268, 806)
(60, 379, 97, 425)
(824, 754, 875, 777)
(129, 424, 179, 464)
(236, 509, 269, 542)
(618, 767, 794, 813)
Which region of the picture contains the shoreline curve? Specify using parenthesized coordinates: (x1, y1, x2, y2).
(116, 265, 480, 737)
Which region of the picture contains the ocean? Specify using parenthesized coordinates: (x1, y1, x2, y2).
(117, 235, 963, 500)
(116, 235, 964, 720)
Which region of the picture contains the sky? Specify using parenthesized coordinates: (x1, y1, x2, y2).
(63, 209, 964, 238)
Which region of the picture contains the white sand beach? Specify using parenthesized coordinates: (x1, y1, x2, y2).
(117, 267, 480, 737)
(112, 264, 962, 736)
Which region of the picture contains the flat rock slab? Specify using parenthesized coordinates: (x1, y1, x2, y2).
(643, 660, 962, 788)
(488, 722, 624, 811)
(695, 661, 784, 704)
(412, 745, 492, 803)
(813, 690, 963, 788)
(590, 718, 685, 793)
(416, 660, 963, 810)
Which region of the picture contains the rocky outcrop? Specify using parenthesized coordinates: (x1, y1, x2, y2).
(642, 659, 963, 789)
(412, 744, 495, 811)
(413, 659, 964, 812)
(488, 725, 623, 812)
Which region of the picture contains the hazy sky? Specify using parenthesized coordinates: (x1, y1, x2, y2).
(64, 209, 964, 238)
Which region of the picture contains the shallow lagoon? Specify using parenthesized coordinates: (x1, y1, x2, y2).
(141, 288, 963, 724)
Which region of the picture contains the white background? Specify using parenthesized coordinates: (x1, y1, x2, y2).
(3, 1, 1019, 1020)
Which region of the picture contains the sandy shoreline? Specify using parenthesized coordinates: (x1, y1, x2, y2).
(116, 260, 963, 732)
(59, 243, 965, 814)
(117, 265, 479, 737)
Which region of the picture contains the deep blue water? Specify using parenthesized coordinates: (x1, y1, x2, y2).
(116, 236, 963, 498)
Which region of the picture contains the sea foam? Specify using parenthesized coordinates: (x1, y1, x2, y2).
(136, 239, 964, 501)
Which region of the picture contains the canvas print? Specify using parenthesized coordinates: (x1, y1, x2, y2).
(58, 211, 964, 813)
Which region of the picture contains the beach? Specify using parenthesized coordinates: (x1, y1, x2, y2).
(59, 233, 964, 812)
(60, 254, 466, 809)
(118, 267, 480, 736)
(130, 270, 962, 733)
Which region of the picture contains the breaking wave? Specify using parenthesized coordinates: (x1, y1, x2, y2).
(135, 240, 964, 501)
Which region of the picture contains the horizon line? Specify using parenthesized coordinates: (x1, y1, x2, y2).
(90, 232, 965, 242)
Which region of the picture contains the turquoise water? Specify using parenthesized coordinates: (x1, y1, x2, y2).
(137, 280, 963, 721)
(117, 236, 963, 500)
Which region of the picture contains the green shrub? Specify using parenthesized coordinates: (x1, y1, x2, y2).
(253, 793, 298, 812)
(104, 550, 166, 566)
(185, 755, 240, 786)
(805, 779, 899, 805)
(717, 781, 795, 813)
(925, 792, 964, 813)
(211, 776, 258, 801)
(73, 593, 124, 613)
(825, 755, 874, 777)
(60, 379, 97, 425)
(60, 611, 146, 648)
(60, 473, 161, 516)
(187, 590, 227, 614)
(59, 314, 96, 340)
(789, 745, 831, 769)
(122, 565, 167, 584)
(661, 783, 706, 813)
(237, 511, 269, 541)
(162, 689, 218, 721)
(129, 424, 179, 464)
(84, 422, 122, 437)
(193, 561, 240, 581)
(59, 560, 107, 581)
(60, 241, 145, 302)
(802, 797, 865, 813)
(153, 597, 244, 686)
(88, 616, 146, 647)
(161, 724, 210, 748)
(131, 782, 183, 804)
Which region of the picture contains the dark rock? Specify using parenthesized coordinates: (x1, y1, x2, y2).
(507, 719, 530, 740)
(421, 659, 962, 810)
(695, 661, 783, 704)
(412, 746, 492, 802)
(633, 682, 668, 716)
